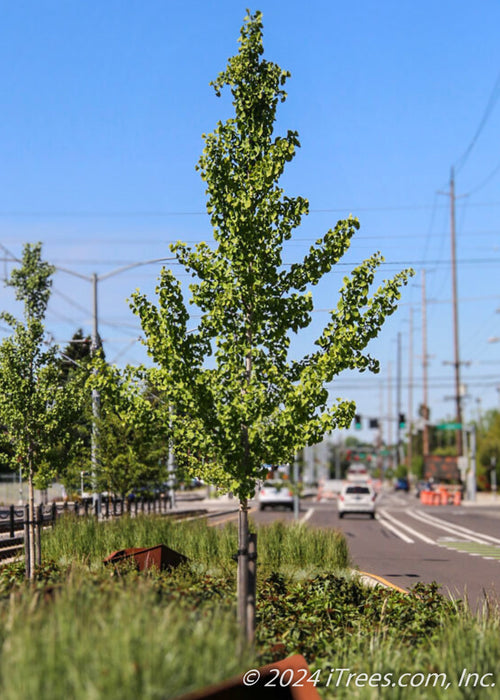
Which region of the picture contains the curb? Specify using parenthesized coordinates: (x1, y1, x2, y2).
(356, 570, 408, 594)
(174, 508, 240, 523)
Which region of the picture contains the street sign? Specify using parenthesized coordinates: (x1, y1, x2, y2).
(436, 422, 462, 430)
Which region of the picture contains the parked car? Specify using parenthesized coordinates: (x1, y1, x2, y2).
(258, 480, 294, 511)
(394, 477, 409, 492)
(317, 478, 344, 501)
(338, 483, 376, 519)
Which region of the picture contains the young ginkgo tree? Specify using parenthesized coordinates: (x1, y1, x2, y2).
(0, 243, 85, 576)
(130, 10, 413, 638)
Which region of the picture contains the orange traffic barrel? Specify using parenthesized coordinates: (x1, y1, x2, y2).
(421, 490, 432, 505)
(439, 489, 449, 505)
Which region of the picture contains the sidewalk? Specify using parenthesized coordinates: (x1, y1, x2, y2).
(461, 492, 500, 507)
(175, 491, 240, 512)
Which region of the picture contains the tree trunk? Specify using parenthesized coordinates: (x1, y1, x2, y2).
(27, 466, 36, 580)
(247, 532, 257, 644)
(237, 499, 249, 643)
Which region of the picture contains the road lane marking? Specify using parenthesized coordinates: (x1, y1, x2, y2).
(409, 509, 500, 546)
(376, 515, 414, 543)
(300, 507, 315, 523)
(439, 541, 500, 559)
(378, 509, 436, 544)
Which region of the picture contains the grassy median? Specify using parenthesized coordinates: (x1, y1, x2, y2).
(0, 516, 497, 698)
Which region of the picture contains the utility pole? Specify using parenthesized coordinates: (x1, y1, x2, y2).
(449, 168, 464, 456)
(396, 332, 402, 467)
(167, 404, 176, 509)
(57, 256, 176, 506)
(438, 169, 466, 455)
(91, 272, 101, 512)
(422, 269, 430, 458)
(293, 454, 300, 519)
(388, 362, 393, 468)
(378, 381, 384, 475)
(407, 308, 413, 481)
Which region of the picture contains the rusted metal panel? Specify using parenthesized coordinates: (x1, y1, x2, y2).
(103, 544, 188, 571)
(173, 654, 321, 699)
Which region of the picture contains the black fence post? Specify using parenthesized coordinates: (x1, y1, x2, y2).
(24, 504, 30, 579)
(51, 502, 57, 526)
(247, 533, 257, 644)
(9, 505, 15, 539)
(36, 504, 42, 567)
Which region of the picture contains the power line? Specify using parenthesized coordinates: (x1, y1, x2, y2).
(467, 158, 500, 196)
(51, 288, 91, 316)
(454, 67, 500, 174)
(50, 257, 500, 270)
(1, 201, 500, 218)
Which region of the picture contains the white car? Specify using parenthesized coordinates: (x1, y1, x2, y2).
(338, 483, 376, 519)
(258, 480, 294, 511)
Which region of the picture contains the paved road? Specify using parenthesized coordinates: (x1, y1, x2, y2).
(304, 492, 500, 610)
(245, 491, 500, 610)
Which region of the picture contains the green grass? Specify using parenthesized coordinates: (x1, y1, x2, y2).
(315, 609, 500, 699)
(42, 514, 351, 575)
(0, 516, 351, 700)
(0, 570, 250, 700)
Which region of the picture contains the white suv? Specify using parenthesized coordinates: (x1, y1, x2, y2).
(338, 483, 376, 519)
(257, 480, 294, 511)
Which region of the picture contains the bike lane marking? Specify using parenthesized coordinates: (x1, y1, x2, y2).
(409, 508, 500, 545)
(377, 508, 436, 545)
(375, 515, 414, 543)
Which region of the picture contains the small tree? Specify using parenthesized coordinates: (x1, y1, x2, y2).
(52, 330, 93, 494)
(476, 409, 500, 489)
(131, 11, 413, 639)
(89, 358, 167, 498)
(0, 243, 84, 576)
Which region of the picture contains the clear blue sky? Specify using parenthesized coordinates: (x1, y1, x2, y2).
(1, 1, 500, 445)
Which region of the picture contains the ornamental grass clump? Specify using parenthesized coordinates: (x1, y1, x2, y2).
(0, 569, 248, 700)
(43, 515, 350, 576)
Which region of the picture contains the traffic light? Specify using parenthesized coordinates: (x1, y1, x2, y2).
(369, 418, 379, 429)
(353, 414, 362, 430)
(399, 413, 406, 428)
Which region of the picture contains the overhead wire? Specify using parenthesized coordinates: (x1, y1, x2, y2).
(1, 201, 500, 219)
(466, 158, 500, 196)
(454, 67, 500, 174)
